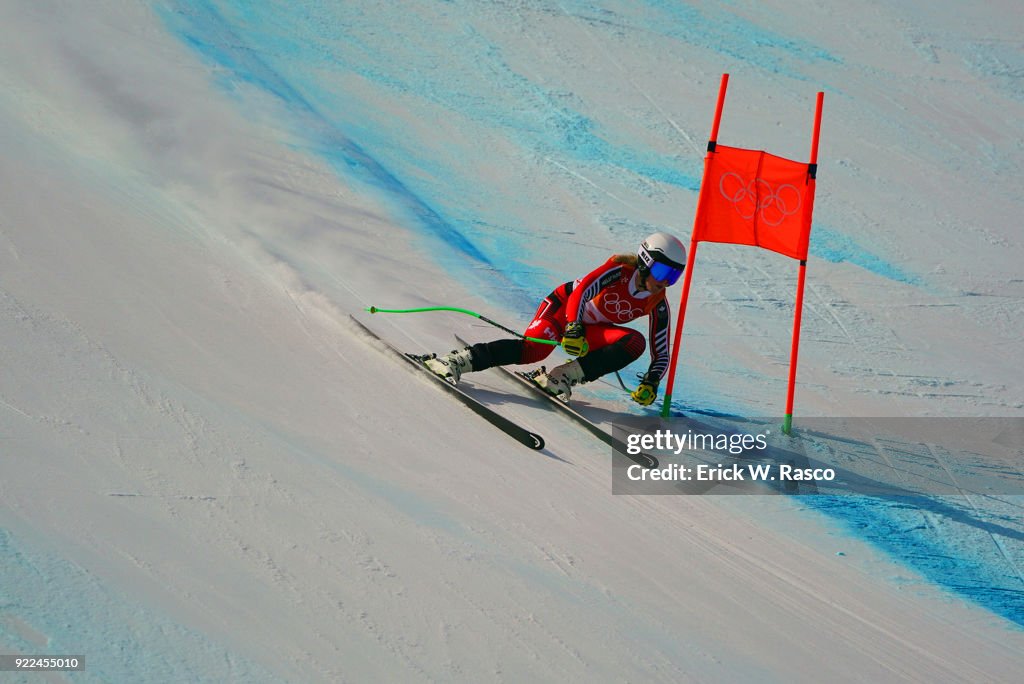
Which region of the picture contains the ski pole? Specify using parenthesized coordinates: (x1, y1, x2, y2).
(366, 306, 560, 346)
(613, 371, 632, 392)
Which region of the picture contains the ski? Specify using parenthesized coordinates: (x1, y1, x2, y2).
(351, 317, 545, 450)
(455, 336, 658, 469)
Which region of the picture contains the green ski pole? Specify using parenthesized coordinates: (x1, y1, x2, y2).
(366, 306, 559, 346)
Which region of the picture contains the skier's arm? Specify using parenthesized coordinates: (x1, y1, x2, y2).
(632, 299, 671, 405)
(564, 259, 623, 324)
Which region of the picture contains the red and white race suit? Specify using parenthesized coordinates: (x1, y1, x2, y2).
(521, 256, 671, 383)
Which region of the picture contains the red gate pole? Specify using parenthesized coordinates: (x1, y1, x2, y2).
(782, 91, 824, 435)
(660, 73, 729, 418)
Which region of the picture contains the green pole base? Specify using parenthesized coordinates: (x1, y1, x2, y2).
(782, 414, 793, 435)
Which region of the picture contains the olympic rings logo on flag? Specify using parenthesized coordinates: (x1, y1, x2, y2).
(719, 172, 802, 227)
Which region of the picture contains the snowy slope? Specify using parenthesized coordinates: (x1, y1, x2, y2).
(1, 1, 1022, 682)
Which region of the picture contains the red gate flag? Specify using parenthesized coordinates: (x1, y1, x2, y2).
(660, 74, 825, 433)
(693, 145, 816, 261)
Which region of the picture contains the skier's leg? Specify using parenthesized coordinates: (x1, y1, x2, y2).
(577, 325, 646, 381)
(426, 288, 566, 381)
(533, 325, 643, 399)
(465, 338, 525, 370)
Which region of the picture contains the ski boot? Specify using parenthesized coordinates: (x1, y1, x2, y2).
(423, 347, 474, 384)
(531, 360, 586, 401)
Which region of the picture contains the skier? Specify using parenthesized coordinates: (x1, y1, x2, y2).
(425, 232, 686, 406)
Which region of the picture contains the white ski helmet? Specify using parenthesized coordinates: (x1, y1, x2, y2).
(638, 232, 686, 285)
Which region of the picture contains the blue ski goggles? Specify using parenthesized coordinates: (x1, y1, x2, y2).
(647, 259, 684, 286)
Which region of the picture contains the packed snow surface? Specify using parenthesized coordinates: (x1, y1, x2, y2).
(1, 1, 1022, 681)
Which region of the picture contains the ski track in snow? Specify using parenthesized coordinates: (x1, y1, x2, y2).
(2, 0, 1023, 680)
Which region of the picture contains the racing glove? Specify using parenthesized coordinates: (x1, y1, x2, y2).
(561, 321, 589, 357)
(631, 375, 658, 406)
